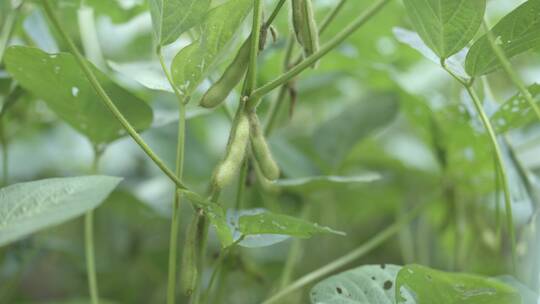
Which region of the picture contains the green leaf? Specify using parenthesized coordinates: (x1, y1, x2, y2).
(466, 0, 540, 76)
(227, 208, 290, 248)
(0, 176, 122, 247)
(310, 264, 402, 304)
(395, 264, 522, 304)
(4, 46, 153, 145)
(171, 0, 252, 98)
(149, 0, 210, 46)
(313, 93, 399, 169)
(274, 173, 381, 193)
(491, 83, 540, 134)
(402, 0, 486, 58)
(182, 190, 233, 248)
(238, 211, 345, 238)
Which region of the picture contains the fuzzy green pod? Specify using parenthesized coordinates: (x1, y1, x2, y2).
(214, 114, 250, 188)
(291, 0, 320, 59)
(180, 215, 200, 296)
(199, 39, 251, 108)
(249, 113, 280, 181)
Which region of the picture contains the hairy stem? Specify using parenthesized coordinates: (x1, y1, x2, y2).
(262, 202, 427, 304)
(248, 0, 392, 108)
(42, 0, 187, 190)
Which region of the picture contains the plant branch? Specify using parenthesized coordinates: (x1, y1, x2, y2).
(261, 201, 428, 304)
(244, 0, 264, 95)
(42, 0, 187, 190)
(248, 0, 392, 108)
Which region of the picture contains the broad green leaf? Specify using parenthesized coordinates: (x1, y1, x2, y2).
(313, 93, 399, 169)
(274, 173, 381, 193)
(496, 276, 538, 304)
(4, 46, 153, 145)
(466, 0, 540, 76)
(109, 60, 173, 92)
(182, 190, 233, 248)
(491, 84, 540, 134)
(402, 0, 486, 59)
(171, 0, 252, 98)
(226, 208, 290, 248)
(395, 264, 521, 304)
(0, 176, 122, 246)
(238, 211, 345, 238)
(310, 264, 402, 304)
(393, 27, 468, 78)
(149, 0, 210, 46)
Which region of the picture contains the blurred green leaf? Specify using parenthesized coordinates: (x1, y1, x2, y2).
(395, 264, 521, 304)
(310, 264, 401, 304)
(313, 93, 399, 170)
(402, 0, 486, 59)
(491, 83, 540, 134)
(466, 0, 540, 76)
(0, 175, 121, 247)
(274, 173, 381, 193)
(149, 0, 210, 46)
(238, 211, 345, 238)
(171, 0, 252, 98)
(4, 46, 153, 145)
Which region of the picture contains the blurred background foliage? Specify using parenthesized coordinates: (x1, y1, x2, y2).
(1, 0, 540, 303)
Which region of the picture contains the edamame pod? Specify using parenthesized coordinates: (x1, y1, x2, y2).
(249, 113, 280, 181)
(291, 0, 320, 60)
(180, 214, 200, 296)
(214, 114, 250, 188)
(199, 39, 251, 108)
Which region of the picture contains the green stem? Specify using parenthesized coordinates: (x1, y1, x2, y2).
(443, 62, 517, 269)
(85, 147, 103, 304)
(248, 0, 391, 108)
(42, 0, 187, 190)
(244, 0, 263, 95)
(263, 0, 287, 28)
(158, 48, 187, 105)
(166, 104, 186, 304)
(482, 21, 540, 122)
(0, 2, 22, 64)
(261, 202, 427, 304)
(319, 0, 348, 34)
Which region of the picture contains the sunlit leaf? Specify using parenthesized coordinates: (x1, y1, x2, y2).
(109, 60, 173, 92)
(149, 0, 210, 46)
(171, 0, 252, 98)
(310, 264, 402, 304)
(0, 176, 122, 246)
(491, 83, 540, 134)
(466, 0, 540, 76)
(402, 0, 486, 59)
(4, 46, 153, 145)
(313, 93, 399, 169)
(238, 211, 345, 238)
(395, 264, 521, 304)
(227, 208, 290, 248)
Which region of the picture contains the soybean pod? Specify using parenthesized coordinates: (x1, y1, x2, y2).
(214, 114, 250, 188)
(291, 0, 320, 61)
(180, 214, 200, 296)
(249, 113, 280, 181)
(199, 39, 251, 108)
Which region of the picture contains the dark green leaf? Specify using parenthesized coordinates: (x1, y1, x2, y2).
(0, 176, 122, 246)
(149, 0, 210, 46)
(4, 46, 153, 145)
(491, 83, 540, 133)
(313, 93, 399, 169)
(171, 0, 252, 98)
(238, 211, 345, 238)
(466, 0, 540, 76)
(395, 264, 522, 304)
(310, 264, 402, 304)
(402, 0, 486, 58)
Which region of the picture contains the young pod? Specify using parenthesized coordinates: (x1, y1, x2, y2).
(180, 215, 200, 296)
(199, 39, 251, 108)
(290, 0, 320, 60)
(249, 113, 280, 181)
(214, 114, 250, 188)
